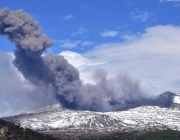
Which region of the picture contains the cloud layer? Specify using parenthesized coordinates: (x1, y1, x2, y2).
(0, 52, 57, 117)
(62, 25, 180, 95)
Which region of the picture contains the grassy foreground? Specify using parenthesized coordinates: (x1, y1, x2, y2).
(78, 130, 180, 140)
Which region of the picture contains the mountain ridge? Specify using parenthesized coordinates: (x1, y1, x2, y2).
(2, 91, 180, 135)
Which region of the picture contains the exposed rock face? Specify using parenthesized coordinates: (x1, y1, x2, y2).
(156, 91, 176, 107)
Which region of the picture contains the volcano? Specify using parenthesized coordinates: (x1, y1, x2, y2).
(2, 91, 180, 137)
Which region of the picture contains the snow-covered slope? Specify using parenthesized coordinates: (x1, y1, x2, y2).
(3, 105, 180, 132)
(29, 103, 64, 113)
(2, 91, 180, 133)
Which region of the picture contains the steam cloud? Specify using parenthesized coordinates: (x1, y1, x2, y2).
(0, 8, 149, 112)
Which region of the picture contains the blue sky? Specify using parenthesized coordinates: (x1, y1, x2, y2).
(1, 0, 180, 53)
(1, 0, 180, 116)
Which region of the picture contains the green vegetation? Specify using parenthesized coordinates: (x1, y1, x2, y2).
(137, 130, 180, 140)
(78, 132, 134, 140)
(0, 136, 7, 140)
(79, 130, 180, 140)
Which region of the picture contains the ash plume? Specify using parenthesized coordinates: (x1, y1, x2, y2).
(0, 8, 54, 84)
(43, 54, 82, 109)
(78, 69, 147, 111)
(0, 8, 150, 112)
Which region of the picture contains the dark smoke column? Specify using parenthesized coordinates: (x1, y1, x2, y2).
(0, 8, 149, 112)
(44, 54, 82, 109)
(0, 8, 82, 109)
(0, 8, 54, 84)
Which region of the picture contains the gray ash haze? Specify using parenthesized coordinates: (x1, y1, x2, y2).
(0, 8, 151, 115)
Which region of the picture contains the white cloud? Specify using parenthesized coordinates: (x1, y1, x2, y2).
(60, 51, 93, 68)
(160, 0, 180, 6)
(0, 52, 57, 117)
(57, 39, 93, 48)
(60, 40, 80, 48)
(63, 14, 74, 20)
(72, 27, 88, 36)
(130, 10, 151, 22)
(81, 25, 180, 94)
(80, 41, 94, 46)
(100, 30, 118, 37)
(54, 25, 180, 95)
(120, 33, 139, 41)
(60, 51, 106, 84)
(60, 51, 105, 69)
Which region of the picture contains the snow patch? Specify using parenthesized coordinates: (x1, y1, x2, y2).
(173, 95, 180, 104)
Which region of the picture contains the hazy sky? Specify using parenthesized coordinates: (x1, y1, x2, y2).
(0, 0, 180, 116)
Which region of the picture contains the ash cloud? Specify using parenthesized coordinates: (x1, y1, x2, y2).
(43, 54, 82, 109)
(0, 8, 150, 114)
(0, 7, 54, 85)
(79, 69, 147, 111)
(0, 52, 57, 117)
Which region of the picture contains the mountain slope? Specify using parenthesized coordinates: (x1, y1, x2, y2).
(0, 119, 59, 140)
(3, 106, 180, 132)
(2, 91, 180, 134)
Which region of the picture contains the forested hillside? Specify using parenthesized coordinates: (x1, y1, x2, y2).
(0, 119, 60, 140)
